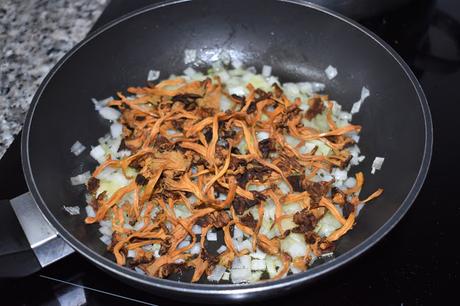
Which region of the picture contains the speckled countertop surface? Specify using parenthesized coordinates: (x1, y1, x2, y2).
(0, 0, 108, 158)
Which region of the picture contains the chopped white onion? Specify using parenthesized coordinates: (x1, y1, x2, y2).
(232, 255, 251, 269)
(277, 181, 290, 194)
(184, 49, 197, 64)
(315, 212, 341, 237)
(351, 86, 370, 114)
(217, 245, 227, 254)
(85, 205, 96, 218)
(98, 107, 121, 121)
(344, 177, 357, 188)
(70, 171, 91, 185)
(262, 65, 272, 77)
(207, 231, 217, 241)
(99, 235, 111, 246)
(250, 249, 267, 260)
(234, 239, 253, 252)
(70, 141, 86, 156)
(280, 233, 308, 258)
(134, 267, 145, 275)
(222, 272, 230, 281)
(177, 240, 190, 249)
(133, 220, 145, 231)
(371, 157, 385, 174)
(183, 67, 197, 77)
(92, 96, 113, 111)
(220, 96, 234, 112)
(192, 224, 202, 235)
(63, 205, 80, 215)
(147, 70, 160, 81)
(190, 243, 201, 255)
(233, 226, 244, 240)
(99, 220, 112, 228)
(207, 265, 226, 282)
(332, 168, 348, 181)
(251, 259, 266, 271)
(256, 131, 270, 141)
(110, 122, 123, 139)
(325, 65, 338, 80)
(90, 145, 106, 164)
(127, 250, 136, 258)
(98, 226, 113, 236)
(230, 268, 251, 284)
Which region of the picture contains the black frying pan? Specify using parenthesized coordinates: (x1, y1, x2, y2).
(1, 0, 432, 303)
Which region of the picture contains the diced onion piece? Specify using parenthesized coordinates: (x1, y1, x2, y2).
(277, 181, 290, 194)
(315, 212, 341, 237)
(92, 96, 113, 111)
(99, 226, 113, 237)
(251, 259, 266, 271)
(207, 231, 217, 241)
(262, 65, 272, 77)
(232, 255, 251, 269)
(190, 243, 201, 255)
(147, 70, 160, 81)
(99, 220, 111, 228)
(256, 131, 270, 141)
(284, 134, 301, 147)
(217, 245, 227, 254)
(70, 171, 91, 185)
(98, 107, 121, 121)
(230, 268, 251, 284)
(177, 240, 190, 249)
(249, 271, 263, 283)
(220, 96, 234, 112)
(233, 226, 244, 240)
(134, 267, 145, 275)
(184, 49, 197, 64)
(70, 141, 86, 156)
(331, 168, 348, 181)
(208, 265, 226, 282)
(192, 224, 202, 234)
(99, 235, 111, 246)
(110, 122, 123, 139)
(63, 205, 80, 215)
(85, 205, 96, 218)
(325, 65, 338, 80)
(133, 220, 145, 231)
(344, 177, 356, 188)
(351, 86, 370, 114)
(265, 255, 282, 279)
(371, 157, 385, 174)
(250, 249, 267, 260)
(90, 145, 106, 164)
(127, 250, 136, 258)
(280, 233, 308, 258)
(234, 239, 253, 252)
(222, 272, 230, 281)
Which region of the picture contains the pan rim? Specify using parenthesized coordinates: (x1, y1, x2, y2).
(21, 0, 433, 297)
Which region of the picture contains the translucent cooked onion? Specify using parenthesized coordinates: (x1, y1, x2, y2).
(70, 141, 86, 156)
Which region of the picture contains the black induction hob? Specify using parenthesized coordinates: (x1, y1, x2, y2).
(1, 0, 459, 305)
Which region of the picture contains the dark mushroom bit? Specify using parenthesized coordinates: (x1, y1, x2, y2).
(82, 67, 383, 283)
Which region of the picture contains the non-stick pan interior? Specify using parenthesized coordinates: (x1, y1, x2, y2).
(23, 0, 428, 288)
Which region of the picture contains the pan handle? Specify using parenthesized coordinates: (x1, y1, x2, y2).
(0, 193, 74, 278)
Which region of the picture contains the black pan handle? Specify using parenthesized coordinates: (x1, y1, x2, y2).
(0, 193, 74, 278)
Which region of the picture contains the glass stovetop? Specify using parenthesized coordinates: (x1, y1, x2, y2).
(1, 0, 459, 305)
